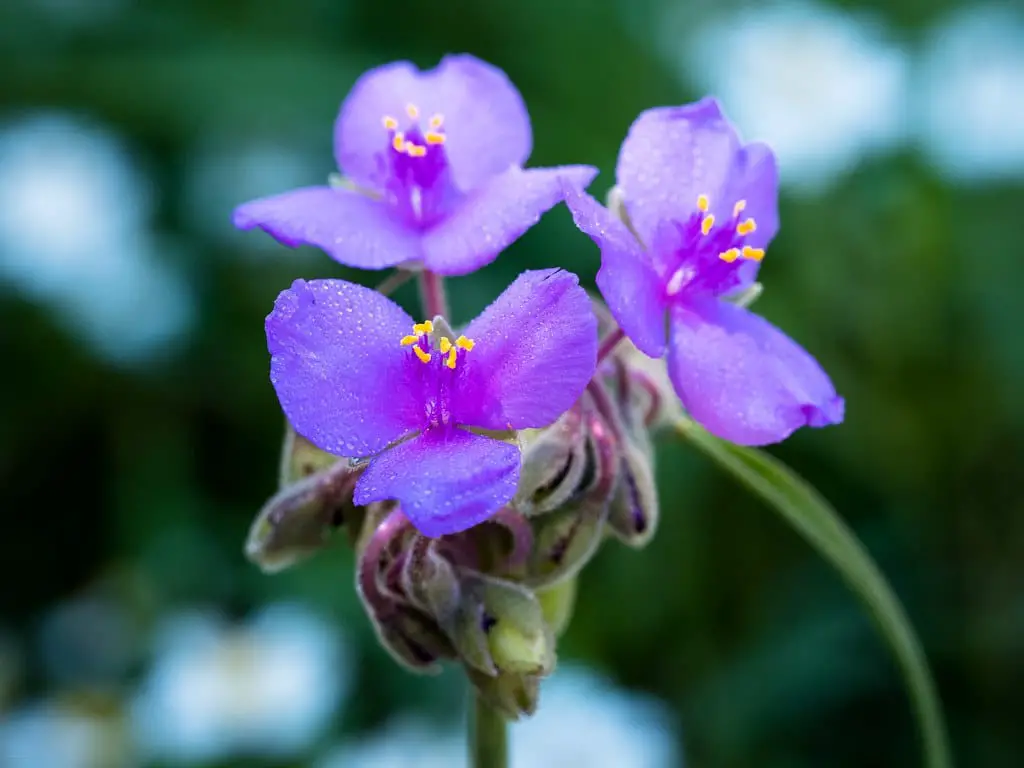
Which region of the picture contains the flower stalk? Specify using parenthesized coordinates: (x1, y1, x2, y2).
(470, 689, 508, 768)
(419, 269, 450, 319)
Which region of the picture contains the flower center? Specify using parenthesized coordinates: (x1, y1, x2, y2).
(380, 104, 454, 226)
(661, 193, 765, 301)
(399, 320, 476, 428)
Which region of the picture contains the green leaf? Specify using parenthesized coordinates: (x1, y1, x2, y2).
(674, 417, 951, 768)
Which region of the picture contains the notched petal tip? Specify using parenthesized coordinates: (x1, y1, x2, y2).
(802, 395, 845, 428)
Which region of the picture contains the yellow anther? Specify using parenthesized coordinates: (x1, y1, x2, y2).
(446, 348, 458, 369)
(719, 248, 741, 263)
(407, 143, 427, 157)
(736, 218, 757, 236)
(392, 133, 406, 152)
(701, 215, 715, 236)
(455, 335, 475, 351)
(382, 115, 399, 130)
(406, 103, 419, 119)
(439, 337, 452, 355)
(697, 194, 710, 212)
(400, 334, 420, 346)
(733, 199, 747, 216)
(412, 320, 434, 334)
(425, 131, 446, 145)
(742, 246, 765, 261)
(413, 346, 432, 364)
(429, 114, 444, 129)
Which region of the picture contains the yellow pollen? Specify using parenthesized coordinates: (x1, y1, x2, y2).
(425, 131, 446, 145)
(719, 248, 741, 263)
(382, 115, 398, 130)
(742, 246, 765, 262)
(413, 346, 431, 364)
(400, 334, 420, 346)
(701, 215, 715, 236)
(446, 348, 458, 369)
(439, 337, 452, 355)
(736, 218, 757, 236)
(455, 335, 475, 351)
(406, 143, 427, 157)
(733, 199, 747, 216)
(697, 194, 710, 212)
(412, 320, 434, 334)
(392, 133, 405, 152)
(429, 114, 444, 129)
(406, 104, 419, 119)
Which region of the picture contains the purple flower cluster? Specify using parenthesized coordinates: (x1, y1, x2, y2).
(240, 55, 843, 539)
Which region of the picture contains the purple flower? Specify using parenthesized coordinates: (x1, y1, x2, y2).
(234, 55, 596, 276)
(564, 98, 844, 446)
(265, 269, 597, 537)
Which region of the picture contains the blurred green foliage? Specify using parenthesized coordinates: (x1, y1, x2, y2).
(2, 0, 1022, 766)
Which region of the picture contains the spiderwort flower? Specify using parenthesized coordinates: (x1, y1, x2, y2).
(234, 55, 597, 276)
(265, 269, 597, 536)
(564, 98, 844, 445)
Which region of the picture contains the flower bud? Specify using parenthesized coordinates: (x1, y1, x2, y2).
(443, 572, 554, 678)
(525, 407, 618, 587)
(606, 440, 659, 548)
(516, 404, 588, 515)
(466, 668, 542, 721)
(245, 459, 360, 573)
(278, 422, 341, 487)
(537, 577, 577, 638)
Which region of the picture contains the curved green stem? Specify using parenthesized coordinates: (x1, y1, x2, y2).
(469, 690, 508, 768)
(673, 417, 952, 768)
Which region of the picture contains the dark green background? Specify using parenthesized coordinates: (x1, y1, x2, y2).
(2, 0, 1021, 765)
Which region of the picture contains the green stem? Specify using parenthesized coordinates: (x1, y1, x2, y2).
(418, 269, 449, 319)
(469, 690, 508, 768)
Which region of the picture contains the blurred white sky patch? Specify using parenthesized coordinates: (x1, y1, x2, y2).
(319, 664, 678, 768)
(0, 698, 132, 768)
(183, 136, 323, 256)
(0, 114, 194, 365)
(512, 666, 679, 767)
(916, 5, 1024, 183)
(131, 602, 350, 765)
(316, 716, 464, 768)
(663, 1, 908, 193)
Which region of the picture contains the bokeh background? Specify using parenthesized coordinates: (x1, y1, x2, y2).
(2, 0, 1022, 765)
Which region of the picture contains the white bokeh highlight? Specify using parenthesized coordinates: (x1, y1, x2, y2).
(667, 1, 909, 192)
(131, 602, 350, 764)
(916, 5, 1024, 182)
(319, 664, 679, 768)
(0, 114, 194, 364)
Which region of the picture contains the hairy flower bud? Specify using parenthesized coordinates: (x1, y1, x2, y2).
(516, 404, 589, 515)
(606, 440, 659, 547)
(466, 668, 542, 721)
(245, 456, 360, 573)
(525, 405, 617, 587)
